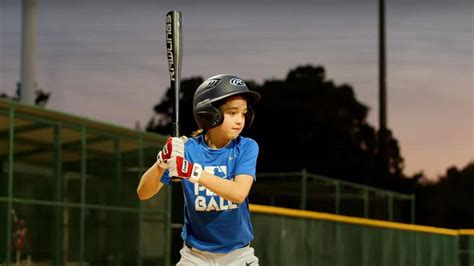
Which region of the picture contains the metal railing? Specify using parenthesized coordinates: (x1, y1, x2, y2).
(253, 169, 415, 223)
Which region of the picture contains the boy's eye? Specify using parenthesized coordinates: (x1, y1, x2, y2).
(225, 110, 247, 116)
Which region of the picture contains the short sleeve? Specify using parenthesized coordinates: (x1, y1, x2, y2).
(235, 139, 259, 181)
(160, 169, 172, 186)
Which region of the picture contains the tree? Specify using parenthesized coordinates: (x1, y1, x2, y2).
(415, 162, 474, 228)
(146, 77, 203, 136)
(1, 82, 50, 107)
(147, 65, 408, 191)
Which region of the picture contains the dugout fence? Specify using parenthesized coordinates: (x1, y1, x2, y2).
(0, 99, 171, 265)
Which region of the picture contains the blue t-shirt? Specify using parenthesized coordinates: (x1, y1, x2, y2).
(161, 135, 259, 253)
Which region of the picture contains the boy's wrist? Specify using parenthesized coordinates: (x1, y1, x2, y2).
(156, 151, 168, 169)
(188, 163, 203, 184)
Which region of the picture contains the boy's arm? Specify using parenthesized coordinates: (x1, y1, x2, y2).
(137, 162, 167, 200)
(168, 156, 254, 204)
(137, 136, 187, 200)
(198, 172, 253, 204)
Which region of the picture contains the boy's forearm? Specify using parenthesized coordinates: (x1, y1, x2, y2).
(137, 162, 166, 200)
(197, 171, 252, 204)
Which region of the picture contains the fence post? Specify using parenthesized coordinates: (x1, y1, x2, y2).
(388, 193, 393, 221)
(363, 189, 369, 218)
(136, 136, 144, 266)
(6, 107, 15, 265)
(300, 169, 308, 210)
(79, 125, 87, 266)
(410, 194, 416, 224)
(53, 124, 63, 266)
(335, 182, 340, 214)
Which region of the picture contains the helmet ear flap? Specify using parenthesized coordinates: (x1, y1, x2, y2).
(211, 105, 224, 128)
(195, 104, 255, 130)
(194, 104, 224, 130)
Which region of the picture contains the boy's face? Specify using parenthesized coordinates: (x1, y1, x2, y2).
(213, 95, 248, 141)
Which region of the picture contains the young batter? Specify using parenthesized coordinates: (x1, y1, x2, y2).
(137, 74, 260, 266)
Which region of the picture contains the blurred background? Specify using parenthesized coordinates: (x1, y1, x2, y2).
(1, 0, 472, 265)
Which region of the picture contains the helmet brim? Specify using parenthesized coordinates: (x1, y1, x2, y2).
(242, 91, 261, 104)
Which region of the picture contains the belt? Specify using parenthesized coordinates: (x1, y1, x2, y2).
(185, 242, 250, 251)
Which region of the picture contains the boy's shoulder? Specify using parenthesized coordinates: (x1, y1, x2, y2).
(235, 136, 259, 149)
(185, 135, 258, 148)
(186, 135, 201, 146)
(236, 135, 254, 143)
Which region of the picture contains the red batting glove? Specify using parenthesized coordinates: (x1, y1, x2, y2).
(168, 156, 203, 184)
(156, 136, 187, 169)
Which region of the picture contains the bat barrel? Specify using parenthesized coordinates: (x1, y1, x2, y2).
(166, 11, 183, 137)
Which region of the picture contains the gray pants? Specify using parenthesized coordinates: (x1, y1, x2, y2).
(177, 244, 259, 266)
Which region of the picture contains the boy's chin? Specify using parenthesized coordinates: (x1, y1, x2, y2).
(226, 133, 239, 141)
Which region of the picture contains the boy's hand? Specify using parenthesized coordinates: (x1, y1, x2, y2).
(156, 136, 188, 169)
(168, 156, 203, 184)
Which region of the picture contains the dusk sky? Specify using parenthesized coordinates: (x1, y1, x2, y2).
(1, 0, 472, 180)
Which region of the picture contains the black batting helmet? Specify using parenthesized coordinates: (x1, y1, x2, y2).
(193, 74, 261, 130)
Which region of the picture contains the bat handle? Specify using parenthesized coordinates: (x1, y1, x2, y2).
(171, 122, 182, 182)
(173, 122, 180, 137)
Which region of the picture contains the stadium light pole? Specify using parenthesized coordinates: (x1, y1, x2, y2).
(378, 0, 389, 186)
(20, 0, 37, 105)
(379, 0, 387, 133)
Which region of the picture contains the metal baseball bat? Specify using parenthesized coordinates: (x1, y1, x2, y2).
(166, 10, 182, 137)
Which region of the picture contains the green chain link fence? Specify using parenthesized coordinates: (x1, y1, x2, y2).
(252, 170, 415, 224)
(0, 100, 171, 265)
(250, 204, 465, 266)
(1, 99, 472, 265)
